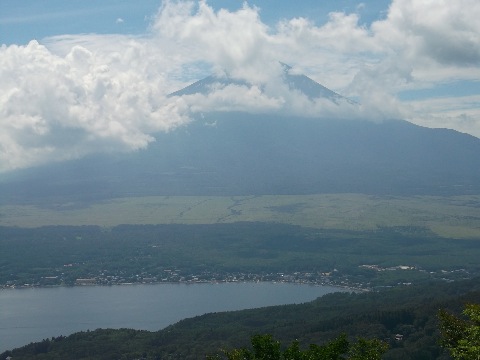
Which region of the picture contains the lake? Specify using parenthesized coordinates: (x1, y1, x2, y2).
(0, 282, 342, 352)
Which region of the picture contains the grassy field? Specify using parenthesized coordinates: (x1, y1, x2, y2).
(2, 194, 480, 238)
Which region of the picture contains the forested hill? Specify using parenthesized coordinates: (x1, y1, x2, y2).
(3, 277, 480, 360)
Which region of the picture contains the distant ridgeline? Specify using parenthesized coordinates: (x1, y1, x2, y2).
(2, 277, 480, 359)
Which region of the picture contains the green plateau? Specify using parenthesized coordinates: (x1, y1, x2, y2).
(2, 194, 480, 238)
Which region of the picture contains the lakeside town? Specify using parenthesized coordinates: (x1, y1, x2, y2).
(1, 264, 471, 291)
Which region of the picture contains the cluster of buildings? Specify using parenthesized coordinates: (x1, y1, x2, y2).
(2, 269, 347, 289)
(72, 270, 343, 287)
(1, 264, 471, 290)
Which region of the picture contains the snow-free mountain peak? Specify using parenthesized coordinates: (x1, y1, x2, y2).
(169, 63, 353, 105)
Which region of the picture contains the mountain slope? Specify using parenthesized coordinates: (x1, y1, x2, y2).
(2, 112, 480, 205)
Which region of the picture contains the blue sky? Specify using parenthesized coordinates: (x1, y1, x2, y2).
(0, 0, 479, 172)
(0, 1, 160, 45)
(0, 1, 390, 45)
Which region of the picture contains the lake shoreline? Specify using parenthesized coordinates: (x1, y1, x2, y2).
(0, 282, 346, 353)
(0, 278, 368, 293)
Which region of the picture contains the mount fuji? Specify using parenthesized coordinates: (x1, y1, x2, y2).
(169, 63, 353, 105)
(2, 68, 480, 205)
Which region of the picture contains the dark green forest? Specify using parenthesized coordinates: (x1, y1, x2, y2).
(1, 223, 478, 289)
(2, 278, 480, 359)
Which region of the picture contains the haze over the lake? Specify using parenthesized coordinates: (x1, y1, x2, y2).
(0, 282, 342, 352)
(1, 0, 480, 173)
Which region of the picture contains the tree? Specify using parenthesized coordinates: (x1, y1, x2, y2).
(207, 333, 388, 360)
(438, 303, 480, 360)
(348, 337, 389, 360)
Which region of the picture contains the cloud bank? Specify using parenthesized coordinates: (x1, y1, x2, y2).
(1, 0, 479, 172)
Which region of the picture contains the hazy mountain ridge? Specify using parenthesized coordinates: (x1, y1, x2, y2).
(2, 113, 480, 206)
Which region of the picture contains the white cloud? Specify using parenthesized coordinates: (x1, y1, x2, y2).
(153, 1, 282, 84)
(0, 39, 190, 172)
(182, 84, 284, 113)
(369, 0, 480, 88)
(1, 0, 480, 172)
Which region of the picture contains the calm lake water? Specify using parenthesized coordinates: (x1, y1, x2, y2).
(0, 282, 342, 352)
